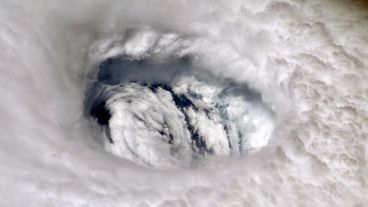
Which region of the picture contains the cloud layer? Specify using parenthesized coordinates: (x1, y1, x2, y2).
(0, 0, 367, 206)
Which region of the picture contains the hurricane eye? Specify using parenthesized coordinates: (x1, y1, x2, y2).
(84, 54, 276, 169)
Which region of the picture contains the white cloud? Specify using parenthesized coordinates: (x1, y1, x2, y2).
(0, 0, 367, 206)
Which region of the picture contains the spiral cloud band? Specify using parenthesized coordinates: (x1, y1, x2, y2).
(0, 0, 367, 206)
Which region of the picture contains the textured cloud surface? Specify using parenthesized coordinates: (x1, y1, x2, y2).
(0, 0, 367, 206)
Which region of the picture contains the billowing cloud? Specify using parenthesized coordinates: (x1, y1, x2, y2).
(0, 0, 367, 206)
